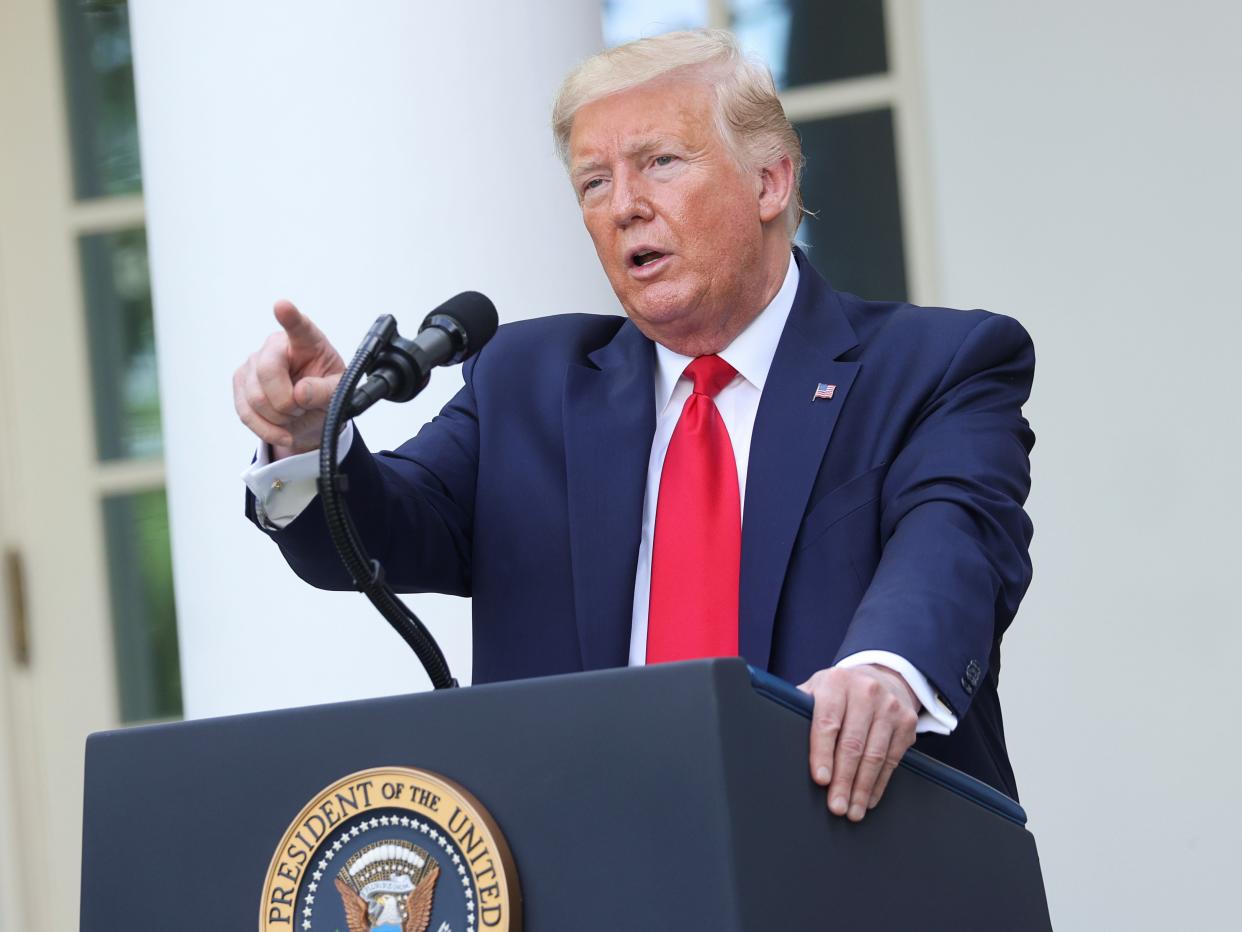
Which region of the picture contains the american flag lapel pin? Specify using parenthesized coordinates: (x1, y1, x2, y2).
(812, 382, 837, 401)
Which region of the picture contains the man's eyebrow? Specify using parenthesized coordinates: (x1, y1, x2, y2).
(621, 136, 672, 159)
(570, 158, 607, 178)
(571, 136, 677, 178)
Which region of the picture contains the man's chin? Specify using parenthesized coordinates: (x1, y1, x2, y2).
(622, 300, 692, 335)
(619, 281, 695, 322)
(622, 302, 731, 355)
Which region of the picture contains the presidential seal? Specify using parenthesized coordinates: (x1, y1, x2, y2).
(261, 767, 520, 932)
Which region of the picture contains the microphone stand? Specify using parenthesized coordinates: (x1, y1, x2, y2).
(317, 314, 458, 689)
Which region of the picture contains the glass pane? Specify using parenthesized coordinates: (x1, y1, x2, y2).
(731, 0, 887, 89)
(103, 489, 181, 722)
(59, 0, 143, 198)
(796, 108, 907, 301)
(79, 227, 162, 461)
(603, 0, 708, 47)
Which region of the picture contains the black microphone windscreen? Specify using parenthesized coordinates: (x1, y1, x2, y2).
(428, 291, 498, 360)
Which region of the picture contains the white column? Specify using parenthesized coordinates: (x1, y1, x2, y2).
(129, 1, 612, 717)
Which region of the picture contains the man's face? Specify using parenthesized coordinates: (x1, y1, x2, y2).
(568, 78, 769, 351)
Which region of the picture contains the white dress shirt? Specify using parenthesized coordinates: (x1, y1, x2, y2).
(243, 254, 955, 734)
(245, 421, 356, 527)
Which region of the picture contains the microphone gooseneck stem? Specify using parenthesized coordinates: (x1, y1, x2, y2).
(317, 315, 458, 689)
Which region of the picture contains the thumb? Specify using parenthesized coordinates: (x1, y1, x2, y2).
(293, 373, 342, 410)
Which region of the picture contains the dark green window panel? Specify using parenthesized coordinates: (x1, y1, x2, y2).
(79, 227, 162, 461)
(796, 108, 908, 302)
(732, 0, 888, 88)
(103, 489, 181, 722)
(59, 0, 143, 198)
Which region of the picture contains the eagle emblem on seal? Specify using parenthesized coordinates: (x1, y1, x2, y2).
(333, 839, 440, 932)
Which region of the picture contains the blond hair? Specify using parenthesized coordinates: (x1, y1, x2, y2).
(552, 29, 804, 235)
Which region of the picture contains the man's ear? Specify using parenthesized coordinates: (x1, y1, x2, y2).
(757, 155, 795, 225)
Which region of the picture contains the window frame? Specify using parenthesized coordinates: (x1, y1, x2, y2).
(707, 0, 938, 303)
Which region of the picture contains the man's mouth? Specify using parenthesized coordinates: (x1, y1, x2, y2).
(632, 250, 666, 267)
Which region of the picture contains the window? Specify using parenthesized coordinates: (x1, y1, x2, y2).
(59, 0, 181, 722)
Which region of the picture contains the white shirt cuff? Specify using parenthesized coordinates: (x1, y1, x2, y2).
(835, 650, 958, 735)
(241, 421, 355, 530)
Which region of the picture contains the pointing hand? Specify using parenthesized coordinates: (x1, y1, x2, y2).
(233, 300, 345, 459)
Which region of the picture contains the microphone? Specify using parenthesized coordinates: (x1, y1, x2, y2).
(347, 291, 498, 417)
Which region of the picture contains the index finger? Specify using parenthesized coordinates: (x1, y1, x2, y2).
(805, 677, 846, 788)
(272, 300, 327, 354)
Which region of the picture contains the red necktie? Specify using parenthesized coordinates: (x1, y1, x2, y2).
(647, 355, 741, 663)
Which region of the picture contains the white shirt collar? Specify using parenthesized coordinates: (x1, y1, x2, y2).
(652, 252, 800, 414)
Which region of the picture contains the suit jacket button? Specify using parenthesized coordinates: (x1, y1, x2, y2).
(960, 674, 975, 695)
(964, 659, 982, 687)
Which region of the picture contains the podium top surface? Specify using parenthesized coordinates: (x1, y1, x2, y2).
(88, 659, 1026, 826)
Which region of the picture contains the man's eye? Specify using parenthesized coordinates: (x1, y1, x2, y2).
(653, 155, 675, 167)
(583, 178, 605, 193)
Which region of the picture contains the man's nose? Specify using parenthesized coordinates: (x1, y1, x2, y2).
(608, 171, 654, 226)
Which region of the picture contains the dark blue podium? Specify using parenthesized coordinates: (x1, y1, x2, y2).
(80, 658, 1051, 930)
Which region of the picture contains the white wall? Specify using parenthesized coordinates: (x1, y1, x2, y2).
(129, 1, 612, 717)
(917, 2, 1242, 927)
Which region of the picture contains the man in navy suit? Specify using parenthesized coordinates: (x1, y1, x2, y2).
(236, 31, 1033, 815)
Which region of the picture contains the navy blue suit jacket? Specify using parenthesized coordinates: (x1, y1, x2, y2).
(251, 251, 1035, 798)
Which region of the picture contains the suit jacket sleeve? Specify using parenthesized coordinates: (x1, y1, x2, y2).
(245, 356, 483, 596)
(832, 312, 1035, 717)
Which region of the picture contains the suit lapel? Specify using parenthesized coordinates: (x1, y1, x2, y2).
(740, 254, 861, 669)
(563, 321, 656, 671)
